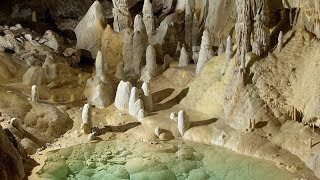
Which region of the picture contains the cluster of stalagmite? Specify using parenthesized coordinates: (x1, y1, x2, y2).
(81, 104, 92, 134)
(129, 87, 144, 117)
(235, 0, 270, 71)
(112, 0, 133, 32)
(196, 30, 215, 75)
(251, 0, 270, 56)
(142, 0, 155, 37)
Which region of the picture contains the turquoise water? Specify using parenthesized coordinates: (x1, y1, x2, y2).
(37, 139, 295, 180)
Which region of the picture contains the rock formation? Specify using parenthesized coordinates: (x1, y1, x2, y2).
(221, 35, 233, 76)
(130, 99, 144, 117)
(196, 30, 214, 75)
(178, 46, 190, 67)
(177, 110, 190, 136)
(137, 109, 146, 122)
(217, 43, 225, 56)
(140, 45, 157, 82)
(128, 87, 139, 116)
(84, 51, 114, 108)
(81, 103, 92, 134)
(31, 85, 39, 103)
(115, 81, 132, 110)
(277, 31, 283, 53)
(74, 1, 106, 58)
(141, 82, 153, 112)
(142, 0, 155, 37)
(185, 0, 195, 49)
(112, 0, 133, 32)
(122, 28, 134, 72)
(132, 15, 148, 75)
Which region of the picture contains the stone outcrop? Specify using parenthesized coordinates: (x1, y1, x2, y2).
(74, 1, 106, 58)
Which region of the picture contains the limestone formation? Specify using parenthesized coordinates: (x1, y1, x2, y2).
(177, 110, 190, 136)
(95, 51, 108, 83)
(134, 14, 147, 33)
(185, 0, 195, 49)
(217, 43, 225, 56)
(115, 81, 132, 110)
(74, 1, 106, 58)
(141, 82, 153, 112)
(140, 45, 157, 81)
(163, 54, 173, 70)
(154, 127, 161, 137)
(196, 30, 214, 75)
(129, 87, 139, 116)
(191, 13, 200, 51)
(115, 62, 125, 80)
(170, 112, 177, 121)
(277, 31, 283, 53)
(129, 99, 144, 117)
(84, 51, 114, 108)
(113, 0, 133, 32)
(137, 109, 146, 122)
(252, 0, 270, 56)
(122, 28, 134, 72)
(221, 36, 233, 76)
(32, 11, 37, 23)
(81, 104, 92, 134)
(142, 0, 155, 36)
(132, 32, 147, 75)
(179, 46, 190, 67)
(31, 85, 39, 103)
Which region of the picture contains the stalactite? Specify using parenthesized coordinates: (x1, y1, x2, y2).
(185, 0, 195, 50)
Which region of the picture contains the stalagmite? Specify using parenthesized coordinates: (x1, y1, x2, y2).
(122, 28, 134, 72)
(95, 51, 108, 82)
(170, 112, 177, 121)
(142, 0, 155, 36)
(277, 31, 283, 53)
(74, 1, 106, 58)
(221, 36, 233, 76)
(115, 81, 132, 110)
(154, 127, 161, 137)
(141, 82, 153, 112)
(179, 46, 190, 67)
(115, 62, 125, 80)
(31, 85, 39, 103)
(84, 51, 114, 108)
(129, 87, 139, 116)
(217, 43, 225, 56)
(178, 110, 190, 136)
(130, 99, 144, 117)
(32, 11, 37, 23)
(185, 0, 195, 49)
(176, 41, 182, 57)
(112, 0, 133, 32)
(196, 30, 214, 75)
(137, 109, 146, 122)
(163, 54, 173, 70)
(140, 45, 157, 81)
(132, 16, 148, 74)
(81, 103, 92, 134)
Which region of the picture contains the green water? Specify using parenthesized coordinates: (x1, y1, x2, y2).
(37, 139, 296, 180)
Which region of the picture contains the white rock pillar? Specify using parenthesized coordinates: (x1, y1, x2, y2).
(129, 87, 139, 116)
(178, 46, 190, 67)
(141, 82, 153, 112)
(142, 0, 155, 37)
(81, 103, 92, 134)
(177, 110, 190, 136)
(196, 30, 214, 75)
(31, 85, 39, 102)
(115, 81, 132, 110)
